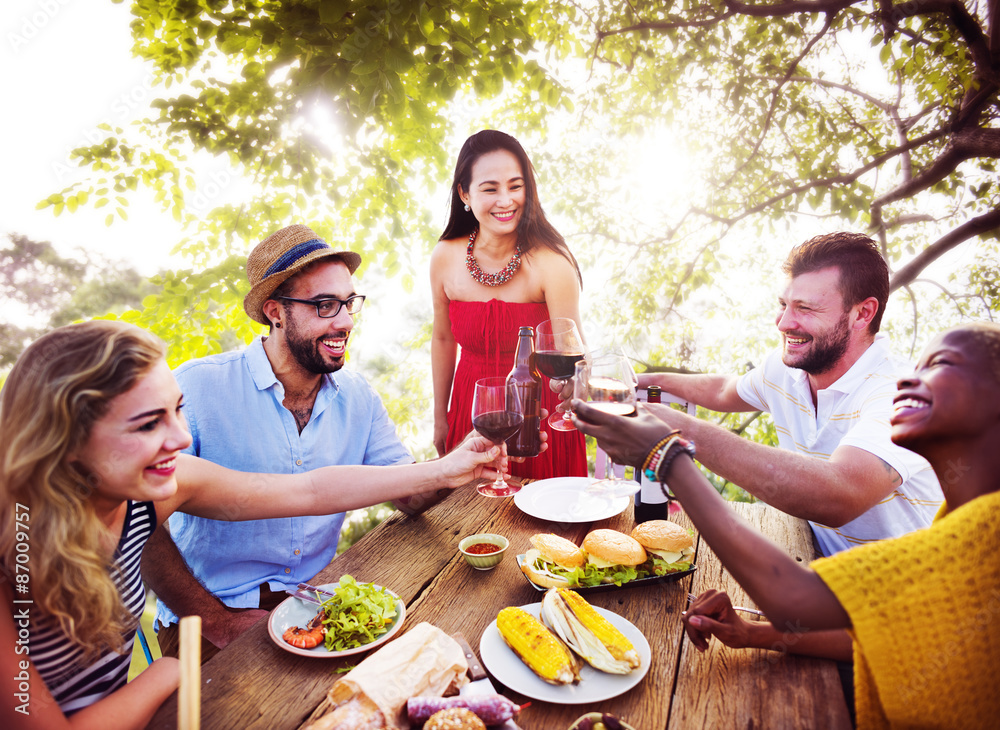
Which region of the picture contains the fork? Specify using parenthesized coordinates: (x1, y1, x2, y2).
(687, 593, 766, 618)
(284, 582, 336, 606)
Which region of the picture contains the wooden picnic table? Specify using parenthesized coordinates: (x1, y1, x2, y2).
(146, 483, 850, 729)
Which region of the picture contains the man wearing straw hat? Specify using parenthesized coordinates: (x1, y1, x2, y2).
(145, 224, 430, 661)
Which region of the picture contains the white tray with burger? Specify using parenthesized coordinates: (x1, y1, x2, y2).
(517, 520, 696, 593)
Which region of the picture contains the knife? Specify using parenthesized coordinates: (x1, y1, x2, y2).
(453, 632, 521, 730)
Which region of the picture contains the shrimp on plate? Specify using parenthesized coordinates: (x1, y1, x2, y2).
(282, 609, 326, 649)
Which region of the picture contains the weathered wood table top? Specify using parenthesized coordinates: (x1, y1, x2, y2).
(146, 484, 850, 729)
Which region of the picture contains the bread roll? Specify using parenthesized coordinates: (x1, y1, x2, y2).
(530, 533, 586, 567)
(630, 520, 693, 552)
(582, 529, 646, 567)
(423, 707, 487, 730)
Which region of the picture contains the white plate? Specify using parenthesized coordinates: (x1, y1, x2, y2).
(267, 582, 405, 658)
(513, 477, 630, 522)
(479, 602, 651, 704)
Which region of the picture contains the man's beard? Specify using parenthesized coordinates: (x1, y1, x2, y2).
(285, 318, 346, 375)
(783, 312, 851, 375)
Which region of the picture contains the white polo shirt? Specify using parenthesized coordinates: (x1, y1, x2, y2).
(737, 334, 943, 556)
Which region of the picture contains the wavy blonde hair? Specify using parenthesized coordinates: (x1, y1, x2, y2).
(0, 320, 166, 658)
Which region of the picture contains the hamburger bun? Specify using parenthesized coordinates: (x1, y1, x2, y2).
(424, 707, 486, 730)
(630, 520, 693, 553)
(582, 529, 647, 568)
(530, 533, 586, 568)
(521, 533, 586, 589)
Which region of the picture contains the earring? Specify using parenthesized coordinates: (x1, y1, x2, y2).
(274, 321, 281, 328)
(464, 203, 470, 212)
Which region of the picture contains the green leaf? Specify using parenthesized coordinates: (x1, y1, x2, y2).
(469, 6, 487, 38)
(320, 0, 352, 25)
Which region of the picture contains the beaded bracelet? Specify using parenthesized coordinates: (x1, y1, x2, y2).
(655, 436, 696, 484)
(643, 431, 682, 482)
(642, 439, 669, 475)
(642, 430, 681, 477)
(642, 432, 696, 503)
(643, 439, 673, 481)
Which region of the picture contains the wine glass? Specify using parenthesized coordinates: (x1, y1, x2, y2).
(573, 354, 641, 498)
(471, 377, 524, 497)
(534, 318, 587, 432)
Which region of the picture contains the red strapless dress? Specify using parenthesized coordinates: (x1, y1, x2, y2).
(444, 300, 587, 479)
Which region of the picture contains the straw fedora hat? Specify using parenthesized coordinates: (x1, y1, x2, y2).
(243, 224, 362, 325)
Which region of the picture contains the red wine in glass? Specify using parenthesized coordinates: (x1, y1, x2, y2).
(535, 351, 586, 380)
(534, 319, 586, 432)
(472, 377, 524, 497)
(472, 410, 524, 444)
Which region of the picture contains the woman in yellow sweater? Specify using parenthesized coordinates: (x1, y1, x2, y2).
(571, 321, 1000, 729)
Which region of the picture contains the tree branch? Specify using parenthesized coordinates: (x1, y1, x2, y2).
(721, 0, 860, 17)
(991, 0, 1000, 55)
(596, 11, 735, 40)
(873, 127, 1000, 217)
(890, 206, 1000, 290)
(769, 74, 895, 111)
(695, 129, 945, 225)
(886, 0, 995, 82)
(721, 16, 837, 185)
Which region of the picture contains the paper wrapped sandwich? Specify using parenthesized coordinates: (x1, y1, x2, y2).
(304, 622, 469, 730)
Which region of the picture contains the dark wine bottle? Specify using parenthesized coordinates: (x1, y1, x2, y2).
(634, 385, 670, 524)
(505, 326, 542, 458)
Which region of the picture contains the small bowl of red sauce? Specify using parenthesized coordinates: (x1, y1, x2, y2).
(459, 533, 509, 571)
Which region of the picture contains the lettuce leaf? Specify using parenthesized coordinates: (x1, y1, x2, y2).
(578, 562, 639, 587)
(529, 556, 640, 587)
(638, 555, 692, 578)
(319, 574, 398, 652)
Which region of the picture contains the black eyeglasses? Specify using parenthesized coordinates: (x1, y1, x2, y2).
(275, 294, 366, 318)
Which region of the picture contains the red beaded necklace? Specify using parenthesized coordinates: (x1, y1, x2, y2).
(465, 228, 521, 287)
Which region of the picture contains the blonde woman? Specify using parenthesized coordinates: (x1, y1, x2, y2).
(0, 320, 501, 729)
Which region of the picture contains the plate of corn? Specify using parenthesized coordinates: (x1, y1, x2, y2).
(480, 600, 651, 703)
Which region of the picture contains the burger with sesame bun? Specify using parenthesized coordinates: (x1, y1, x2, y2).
(578, 529, 647, 587)
(630, 520, 695, 576)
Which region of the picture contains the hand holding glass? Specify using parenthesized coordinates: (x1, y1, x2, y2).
(574, 355, 641, 497)
(471, 377, 523, 497)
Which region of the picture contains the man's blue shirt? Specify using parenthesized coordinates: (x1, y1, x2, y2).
(156, 337, 411, 627)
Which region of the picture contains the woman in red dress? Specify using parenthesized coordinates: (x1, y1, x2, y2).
(430, 130, 587, 479)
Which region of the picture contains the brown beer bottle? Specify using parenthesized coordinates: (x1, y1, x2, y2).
(505, 326, 542, 457)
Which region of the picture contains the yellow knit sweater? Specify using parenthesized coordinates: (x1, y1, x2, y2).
(812, 490, 1000, 729)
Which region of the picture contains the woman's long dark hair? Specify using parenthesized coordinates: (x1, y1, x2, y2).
(440, 129, 582, 284)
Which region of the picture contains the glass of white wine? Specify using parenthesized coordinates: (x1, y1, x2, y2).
(573, 353, 641, 498)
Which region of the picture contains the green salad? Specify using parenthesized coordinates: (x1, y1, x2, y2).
(317, 575, 399, 652)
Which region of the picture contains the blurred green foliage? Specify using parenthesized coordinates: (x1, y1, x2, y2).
(337, 504, 396, 555)
(0, 233, 158, 370)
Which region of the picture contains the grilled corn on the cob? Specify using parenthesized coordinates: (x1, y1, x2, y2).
(496, 606, 580, 685)
(540, 588, 640, 674)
